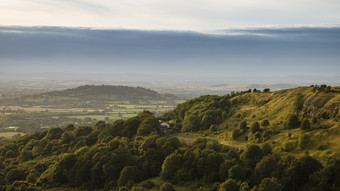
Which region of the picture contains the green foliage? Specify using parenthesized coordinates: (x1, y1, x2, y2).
(219, 179, 238, 191)
(232, 129, 241, 140)
(44, 128, 64, 140)
(240, 121, 248, 131)
(250, 122, 261, 134)
(300, 119, 311, 131)
(283, 155, 322, 190)
(283, 141, 296, 152)
(260, 120, 270, 127)
(163, 95, 231, 132)
(293, 94, 305, 112)
(219, 159, 237, 182)
(286, 114, 300, 129)
(160, 182, 176, 191)
(228, 165, 246, 181)
(258, 177, 282, 191)
(241, 145, 263, 166)
(261, 143, 272, 156)
(137, 116, 159, 136)
(74, 126, 93, 137)
(6, 169, 26, 184)
(253, 154, 280, 184)
(239, 182, 250, 191)
(118, 166, 137, 187)
(298, 134, 310, 150)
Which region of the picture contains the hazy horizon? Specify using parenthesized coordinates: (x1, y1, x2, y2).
(1, 0, 340, 84)
(1, 26, 339, 84)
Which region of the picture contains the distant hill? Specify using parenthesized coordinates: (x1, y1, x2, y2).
(0, 85, 179, 108)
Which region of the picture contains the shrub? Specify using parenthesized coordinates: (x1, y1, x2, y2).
(283, 141, 296, 152)
(232, 129, 240, 140)
(286, 114, 300, 129)
(219, 179, 238, 191)
(118, 166, 137, 187)
(6, 169, 26, 184)
(240, 121, 248, 131)
(258, 177, 282, 191)
(250, 122, 261, 134)
(261, 120, 270, 127)
(261, 143, 272, 156)
(160, 182, 175, 191)
(300, 119, 311, 131)
(228, 165, 246, 181)
(293, 94, 304, 112)
(298, 134, 310, 150)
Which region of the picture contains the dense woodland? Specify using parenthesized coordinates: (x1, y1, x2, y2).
(0, 85, 339, 191)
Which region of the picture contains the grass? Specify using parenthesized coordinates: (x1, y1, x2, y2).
(0, 132, 25, 138)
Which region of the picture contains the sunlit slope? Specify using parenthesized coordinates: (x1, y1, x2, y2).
(164, 85, 340, 161)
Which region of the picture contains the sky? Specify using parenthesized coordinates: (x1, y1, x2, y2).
(1, 0, 340, 30)
(0, 1, 340, 83)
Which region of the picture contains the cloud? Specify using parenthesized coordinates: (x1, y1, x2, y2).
(1, 0, 340, 30)
(0, 26, 339, 81)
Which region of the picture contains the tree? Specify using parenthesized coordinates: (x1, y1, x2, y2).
(118, 166, 137, 187)
(300, 119, 311, 131)
(293, 94, 304, 112)
(286, 114, 300, 129)
(263, 88, 270, 93)
(228, 165, 246, 181)
(258, 177, 282, 191)
(241, 145, 263, 166)
(219, 179, 238, 191)
(298, 134, 310, 150)
(161, 153, 183, 180)
(253, 154, 280, 184)
(160, 182, 175, 191)
(261, 120, 270, 127)
(284, 155, 322, 190)
(240, 182, 250, 191)
(240, 121, 248, 131)
(137, 116, 159, 136)
(251, 122, 261, 134)
(261, 143, 272, 156)
(6, 169, 25, 184)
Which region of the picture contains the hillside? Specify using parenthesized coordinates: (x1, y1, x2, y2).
(0, 85, 178, 108)
(163, 85, 340, 160)
(0, 85, 339, 191)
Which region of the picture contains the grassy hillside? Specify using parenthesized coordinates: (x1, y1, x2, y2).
(164, 85, 340, 161)
(0, 86, 339, 191)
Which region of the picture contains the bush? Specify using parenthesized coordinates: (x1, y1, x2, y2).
(118, 166, 137, 187)
(160, 182, 175, 191)
(261, 120, 270, 127)
(293, 94, 304, 112)
(232, 129, 240, 140)
(261, 143, 272, 156)
(283, 141, 296, 152)
(219, 179, 238, 191)
(298, 134, 310, 150)
(6, 169, 26, 184)
(286, 114, 300, 129)
(228, 165, 246, 181)
(250, 122, 261, 134)
(239, 182, 250, 191)
(240, 121, 248, 131)
(300, 119, 311, 131)
(258, 177, 282, 191)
